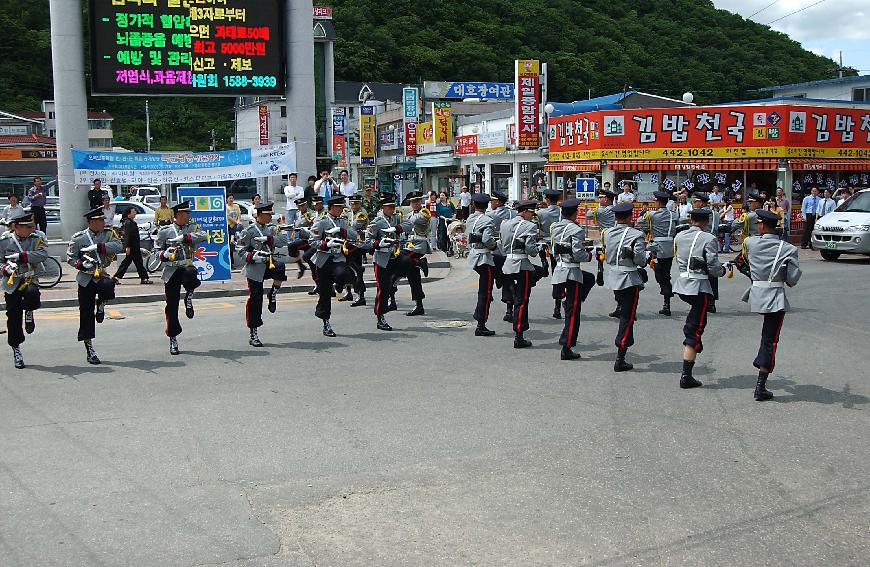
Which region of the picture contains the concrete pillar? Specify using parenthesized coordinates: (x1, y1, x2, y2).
(325, 40, 335, 169)
(287, 0, 317, 184)
(49, 0, 90, 239)
(484, 162, 492, 192)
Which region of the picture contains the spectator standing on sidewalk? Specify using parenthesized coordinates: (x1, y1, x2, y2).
(283, 173, 304, 224)
(817, 188, 837, 219)
(2, 194, 24, 227)
(304, 175, 317, 207)
(775, 187, 790, 238)
(616, 181, 635, 203)
(800, 186, 820, 249)
(425, 191, 439, 249)
(458, 186, 471, 220)
(87, 179, 106, 209)
(154, 195, 173, 226)
(721, 199, 735, 251)
(436, 191, 457, 254)
(113, 206, 152, 285)
(226, 195, 242, 268)
(26, 176, 53, 233)
(338, 170, 357, 205)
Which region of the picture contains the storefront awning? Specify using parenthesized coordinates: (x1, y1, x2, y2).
(788, 159, 870, 171)
(544, 160, 601, 172)
(607, 158, 780, 171)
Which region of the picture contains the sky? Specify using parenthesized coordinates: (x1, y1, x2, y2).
(713, 0, 869, 75)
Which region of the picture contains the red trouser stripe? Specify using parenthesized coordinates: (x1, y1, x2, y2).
(695, 293, 709, 350)
(566, 280, 580, 346)
(515, 271, 529, 333)
(619, 287, 640, 349)
(245, 280, 251, 327)
(769, 312, 785, 371)
(483, 265, 493, 322)
(374, 264, 382, 316)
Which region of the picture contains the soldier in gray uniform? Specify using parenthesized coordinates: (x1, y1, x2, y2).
(397, 191, 432, 316)
(672, 208, 726, 389)
(537, 188, 564, 319)
(338, 194, 370, 307)
(366, 194, 403, 331)
(737, 209, 802, 401)
(66, 207, 123, 364)
(550, 199, 596, 360)
(466, 193, 498, 336)
(499, 200, 542, 349)
(155, 201, 207, 355)
(737, 193, 764, 239)
(1, 210, 49, 369)
(692, 192, 722, 313)
(637, 191, 678, 316)
(286, 197, 315, 279)
(311, 195, 358, 337)
(604, 202, 650, 371)
(302, 196, 325, 295)
(486, 191, 516, 322)
(593, 188, 620, 318)
(237, 202, 289, 347)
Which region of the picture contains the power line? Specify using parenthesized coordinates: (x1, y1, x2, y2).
(766, 0, 828, 25)
(748, 0, 781, 20)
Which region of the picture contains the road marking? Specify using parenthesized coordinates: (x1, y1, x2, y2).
(108, 309, 125, 320)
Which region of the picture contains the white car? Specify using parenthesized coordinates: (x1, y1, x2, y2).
(111, 200, 157, 229)
(812, 188, 870, 261)
(128, 186, 162, 202)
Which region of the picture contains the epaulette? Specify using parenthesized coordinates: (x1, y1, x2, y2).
(0, 231, 10, 241)
(72, 229, 87, 239)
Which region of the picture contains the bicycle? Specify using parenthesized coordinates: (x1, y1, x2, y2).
(717, 223, 743, 253)
(36, 256, 63, 289)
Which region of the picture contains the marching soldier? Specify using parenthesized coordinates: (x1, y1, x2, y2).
(604, 202, 650, 371)
(1, 210, 48, 369)
(593, 188, 620, 318)
(550, 199, 596, 360)
(737, 193, 764, 239)
(486, 191, 516, 322)
(311, 195, 358, 337)
(287, 197, 315, 279)
(237, 202, 289, 347)
(537, 188, 564, 319)
(737, 209, 802, 401)
(499, 199, 543, 349)
(397, 191, 432, 316)
(637, 191, 678, 316)
(156, 201, 207, 355)
(692, 192, 721, 313)
(465, 193, 498, 336)
(338, 194, 369, 307)
(66, 207, 123, 364)
(672, 208, 726, 389)
(365, 194, 403, 331)
(303, 196, 325, 295)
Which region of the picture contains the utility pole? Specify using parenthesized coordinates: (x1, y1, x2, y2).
(145, 99, 151, 152)
(210, 129, 216, 151)
(838, 51, 844, 79)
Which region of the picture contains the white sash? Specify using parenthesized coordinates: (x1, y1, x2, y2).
(682, 230, 707, 280)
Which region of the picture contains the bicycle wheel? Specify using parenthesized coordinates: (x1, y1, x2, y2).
(36, 257, 63, 289)
(729, 228, 743, 253)
(146, 253, 163, 274)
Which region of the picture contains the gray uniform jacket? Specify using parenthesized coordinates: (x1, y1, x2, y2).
(401, 208, 432, 255)
(237, 222, 290, 282)
(311, 214, 358, 268)
(66, 227, 123, 287)
(486, 205, 515, 255)
(537, 205, 561, 240)
(365, 212, 402, 268)
(0, 231, 50, 293)
(465, 211, 497, 268)
(344, 208, 369, 236)
(499, 216, 540, 274)
(706, 208, 721, 236)
(550, 219, 591, 285)
(636, 208, 678, 259)
(293, 209, 316, 240)
(593, 204, 616, 231)
(740, 234, 801, 313)
(672, 226, 725, 296)
(603, 224, 649, 291)
(740, 210, 760, 237)
(155, 222, 208, 283)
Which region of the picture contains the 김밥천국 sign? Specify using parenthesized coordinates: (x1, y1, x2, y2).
(548, 105, 870, 161)
(89, 0, 285, 96)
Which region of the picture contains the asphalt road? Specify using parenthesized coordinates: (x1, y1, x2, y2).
(1, 254, 868, 566)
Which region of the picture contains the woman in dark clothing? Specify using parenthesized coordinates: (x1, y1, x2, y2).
(435, 191, 456, 254)
(113, 207, 152, 284)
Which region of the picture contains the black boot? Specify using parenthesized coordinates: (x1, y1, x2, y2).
(322, 319, 337, 337)
(659, 297, 671, 316)
(561, 346, 581, 360)
(406, 300, 424, 316)
(376, 315, 393, 331)
(12, 346, 24, 369)
(474, 324, 495, 337)
(24, 310, 35, 334)
(95, 300, 105, 324)
(387, 296, 398, 312)
(249, 327, 263, 347)
(307, 284, 318, 295)
(708, 300, 717, 314)
(608, 307, 620, 318)
(503, 304, 514, 322)
(296, 260, 306, 279)
(419, 257, 430, 278)
(350, 294, 366, 307)
(614, 348, 633, 372)
(754, 372, 773, 401)
(184, 292, 195, 319)
(552, 299, 562, 319)
(268, 286, 280, 313)
(513, 333, 532, 349)
(85, 340, 101, 365)
(338, 287, 353, 302)
(679, 360, 702, 389)
(169, 337, 180, 355)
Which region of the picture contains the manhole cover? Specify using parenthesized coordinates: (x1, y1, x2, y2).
(426, 320, 470, 329)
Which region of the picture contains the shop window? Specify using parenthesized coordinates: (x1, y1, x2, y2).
(280, 106, 287, 117)
(853, 88, 868, 102)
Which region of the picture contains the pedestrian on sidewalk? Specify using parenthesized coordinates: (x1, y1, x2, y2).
(113, 207, 152, 285)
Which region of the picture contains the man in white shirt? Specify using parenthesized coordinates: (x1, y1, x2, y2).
(458, 186, 472, 220)
(283, 173, 305, 223)
(709, 185, 724, 204)
(314, 170, 335, 199)
(817, 188, 837, 218)
(616, 181, 634, 203)
(338, 170, 357, 204)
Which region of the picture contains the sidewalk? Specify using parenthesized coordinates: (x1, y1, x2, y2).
(40, 252, 451, 308)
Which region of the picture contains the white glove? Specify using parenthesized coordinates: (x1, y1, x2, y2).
(162, 247, 177, 260)
(254, 250, 271, 263)
(254, 236, 269, 243)
(326, 238, 344, 249)
(382, 227, 397, 234)
(6, 252, 19, 263)
(81, 260, 95, 270)
(379, 238, 395, 248)
(81, 244, 98, 253)
(325, 227, 341, 235)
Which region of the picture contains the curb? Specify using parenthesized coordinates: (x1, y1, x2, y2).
(39, 261, 452, 309)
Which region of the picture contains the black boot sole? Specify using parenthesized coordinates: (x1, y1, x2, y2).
(561, 351, 582, 360)
(350, 299, 367, 307)
(754, 391, 773, 401)
(475, 328, 495, 337)
(680, 378, 703, 389)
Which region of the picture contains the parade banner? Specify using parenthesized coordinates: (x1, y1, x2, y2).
(258, 105, 269, 145)
(360, 106, 375, 165)
(548, 104, 870, 161)
(72, 143, 296, 185)
(515, 59, 541, 149)
(177, 186, 231, 282)
(433, 101, 453, 146)
(332, 108, 346, 166)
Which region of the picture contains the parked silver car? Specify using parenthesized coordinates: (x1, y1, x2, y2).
(812, 188, 870, 260)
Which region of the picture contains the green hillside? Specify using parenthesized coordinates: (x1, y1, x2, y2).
(0, 0, 849, 152)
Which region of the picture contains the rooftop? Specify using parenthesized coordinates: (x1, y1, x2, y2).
(757, 74, 870, 93)
(0, 134, 56, 147)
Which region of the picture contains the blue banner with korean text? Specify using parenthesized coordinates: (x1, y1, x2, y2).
(177, 186, 231, 282)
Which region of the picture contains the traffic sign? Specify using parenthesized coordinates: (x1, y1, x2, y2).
(575, 177, 597, 199)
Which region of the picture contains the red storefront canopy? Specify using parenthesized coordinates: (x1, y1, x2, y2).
(607, 158, 780, 171)
(544, 161, 602, 172)
(788, 159, 870, 171)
